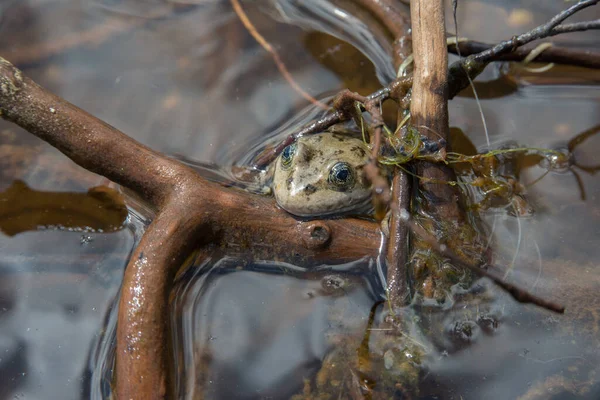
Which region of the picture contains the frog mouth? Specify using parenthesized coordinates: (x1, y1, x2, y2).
(282, 193, 374, 218)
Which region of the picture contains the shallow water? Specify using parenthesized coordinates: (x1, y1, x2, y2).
(0, 0, 599, 399)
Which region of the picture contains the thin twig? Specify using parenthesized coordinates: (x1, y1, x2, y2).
(551, 19, 600, 34)
(344, 0, 414, 310)
(449, 40, 600, 69)
(230, 0, 328, 109)
(472, 1, 599, 64)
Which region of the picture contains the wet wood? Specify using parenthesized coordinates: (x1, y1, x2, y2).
(406, 0, 488, 303)
(0, 56, 379, 399)
(385, 171, 411, 307)
(410, 0, 462, 221)
(359, 0, 414, 309)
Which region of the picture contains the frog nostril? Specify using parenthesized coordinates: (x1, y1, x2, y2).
(304, 184, 317, 195)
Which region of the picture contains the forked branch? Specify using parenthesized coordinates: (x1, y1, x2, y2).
(0, 56, 380, 399)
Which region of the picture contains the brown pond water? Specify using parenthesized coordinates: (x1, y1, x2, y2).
(0, 0, 599, 399)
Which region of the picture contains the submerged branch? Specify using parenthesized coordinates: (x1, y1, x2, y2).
(353, 0, 412, 68)
(400, 212, 565, 313)
(361, 0, 414, 309)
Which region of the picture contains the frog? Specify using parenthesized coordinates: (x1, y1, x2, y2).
(175, 131, 373, 217)
(271, 132, 372, 217)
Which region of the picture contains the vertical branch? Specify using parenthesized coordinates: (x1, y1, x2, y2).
(410, 0, 449, 146)
(385, 171, 411, 308)
(408, 0, 480, 300)
(362, 2, 412, 310)
(410, 0, 460, 222)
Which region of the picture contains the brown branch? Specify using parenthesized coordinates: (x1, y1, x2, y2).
(408, 0, 487, 303)
(0, 56, 380, 399)
(355, 0, 414, 309)
(266, 0, 415, 312)
(352, 0, 412, 68)
(385, 171, 411, 308)
(449, 40, 600, 70)
(410, 0, 455, 214)
(116, 204, 207, 399)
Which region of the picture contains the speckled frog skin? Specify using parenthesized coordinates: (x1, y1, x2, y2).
(272, 132, 372, 217)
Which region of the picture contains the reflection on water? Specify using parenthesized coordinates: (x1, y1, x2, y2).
(0, 0, 599, 399)
(0, 223, 138, 399)
(0, 181, 128, 236)
(170, 257, 378, 399)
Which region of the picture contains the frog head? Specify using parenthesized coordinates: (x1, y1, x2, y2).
(272, 132, 372, 217)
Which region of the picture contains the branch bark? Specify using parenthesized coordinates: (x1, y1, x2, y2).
(411, 0, 470, 223)
(360, 0, 413, 309)
(408, 0, 485, 300)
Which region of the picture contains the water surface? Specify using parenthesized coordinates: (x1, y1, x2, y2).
(0, 1, 599, 399)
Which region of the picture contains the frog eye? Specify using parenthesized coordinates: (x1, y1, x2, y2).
(328, 162, 355, 191)
(280, 143, 297, 170)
